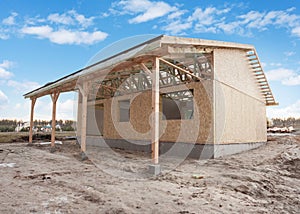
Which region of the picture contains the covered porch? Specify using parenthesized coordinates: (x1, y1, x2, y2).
(24, 35, 214, 165)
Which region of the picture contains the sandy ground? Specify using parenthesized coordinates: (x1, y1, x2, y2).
(0, 135, 299, 214)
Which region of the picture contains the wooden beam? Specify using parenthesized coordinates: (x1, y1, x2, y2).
(77, 92, 82, 140)
(79, 81, 89, 153)
(140, 63, 152, 75)
(158, 58, 201, 80)
(151, 57, 160, 164)
(50, 91, 60, 147)
(100, 84, 117, 90)
(29, 98, 36, 143)
(26, 80, 77, 100)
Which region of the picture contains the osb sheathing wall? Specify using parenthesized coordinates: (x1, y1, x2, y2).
(214, 48, 267, 144)
(102, 81, 214, 144)
(86, 106, 104, 136)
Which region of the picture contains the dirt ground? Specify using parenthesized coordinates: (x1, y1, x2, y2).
(0, 135, 299, 214)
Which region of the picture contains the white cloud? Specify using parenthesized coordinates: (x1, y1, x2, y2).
(130, 2, 175, 23)
(0, 60, 14, 69)
(32, 97, 76, 120)
(163, 20, 192, 34)
(282, 75, 300, 86)
(274, 11, 299, 27)
(239, 11, 271, 30)
(115, 0, 156, 14)
(188, 7, 229, 25)
(21, 25, 108, 45)
(265, 68, 294, 81)
(153, 5, 300, 36)
(14, 103, 21, 109)
(0, 32, 9, 40)
(2, 12, 18, 25)
(217, 21, 244, 34)
(47, 10, 94, 28)
(34, 98, 52, 120)
(287, 7, 296, 13)
(48, 13, 74, 25)
(21, 25, 52, 38)
(49, 29, 108, 45)
(113, 0, 177, 23)
(291, 26, 300, 37)
(58, 99, 75, 112)
(72, 12, 94, 28)
(261, 62, 267, 68)
(267, 100, 300, 119)
(0, 68, 13, 79)
(0, 10, 107, 45)
(0, 89, 75, 121)
(163, 8, 190, 34)
(24, 16, 46, 25)
(57, 99, 76, 120)
(188, 7, 231, 34)
(101, 12, 109, 18)
(265, 68, 300, 86)
(161, 6, 300, 37)
(237, 9, 299, 32)
(0, 60, 14, 79)
(236, 8, 300, 36)
(284, 51, 296, 57)
(0, 90, 8, 106)
(1, 13, 18, 39)
(269, 62, 282, 67)
(167, 10, 186, 20)
(7, 80, 41, 94)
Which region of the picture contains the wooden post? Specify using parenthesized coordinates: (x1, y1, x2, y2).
(78, 82, 89, 153)
(76, 92, 82, 138)
(29, 98, 36, 143)
(151, 58, 160, 164)
(50, 92, 60, 147)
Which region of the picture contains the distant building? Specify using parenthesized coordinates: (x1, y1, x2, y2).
(41, 124, 52, 132)
(15, 121, 30, 132)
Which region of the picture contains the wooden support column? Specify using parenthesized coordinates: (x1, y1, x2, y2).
(50, 91, 60, 147)
(76, 92, 82, 138)
(29, 98, 36, 143)
(78, 82, 89, 153)
(151, 58, 160, 164)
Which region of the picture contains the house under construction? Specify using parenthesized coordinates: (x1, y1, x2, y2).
(24, 35, 277, 163)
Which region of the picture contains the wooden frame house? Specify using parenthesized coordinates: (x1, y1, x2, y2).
(24, 35, 277, 162)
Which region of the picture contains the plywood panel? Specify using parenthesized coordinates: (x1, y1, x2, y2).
(102, 81, 214, 144)
(160, 81, 213, 144)
(215, 81, 267, 144)
(214, 48, 267, 144)
(87, 105, 104, 136)
(214, 48, 263, 101)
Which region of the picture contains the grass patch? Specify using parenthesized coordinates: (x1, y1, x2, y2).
(0, 132, 28, 143)
(0, 131, 76, 143)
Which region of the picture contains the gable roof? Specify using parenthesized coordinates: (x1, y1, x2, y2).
(23, 35, 277, 106)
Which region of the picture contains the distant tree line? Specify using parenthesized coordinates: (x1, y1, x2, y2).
(1, 117, 299, 132)
(0, 119, 18, 132)
(268, 117, 300, 128)
(0, 119, 75, 132)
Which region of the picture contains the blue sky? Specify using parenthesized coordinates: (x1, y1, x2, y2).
(0, 0, 300, 120)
